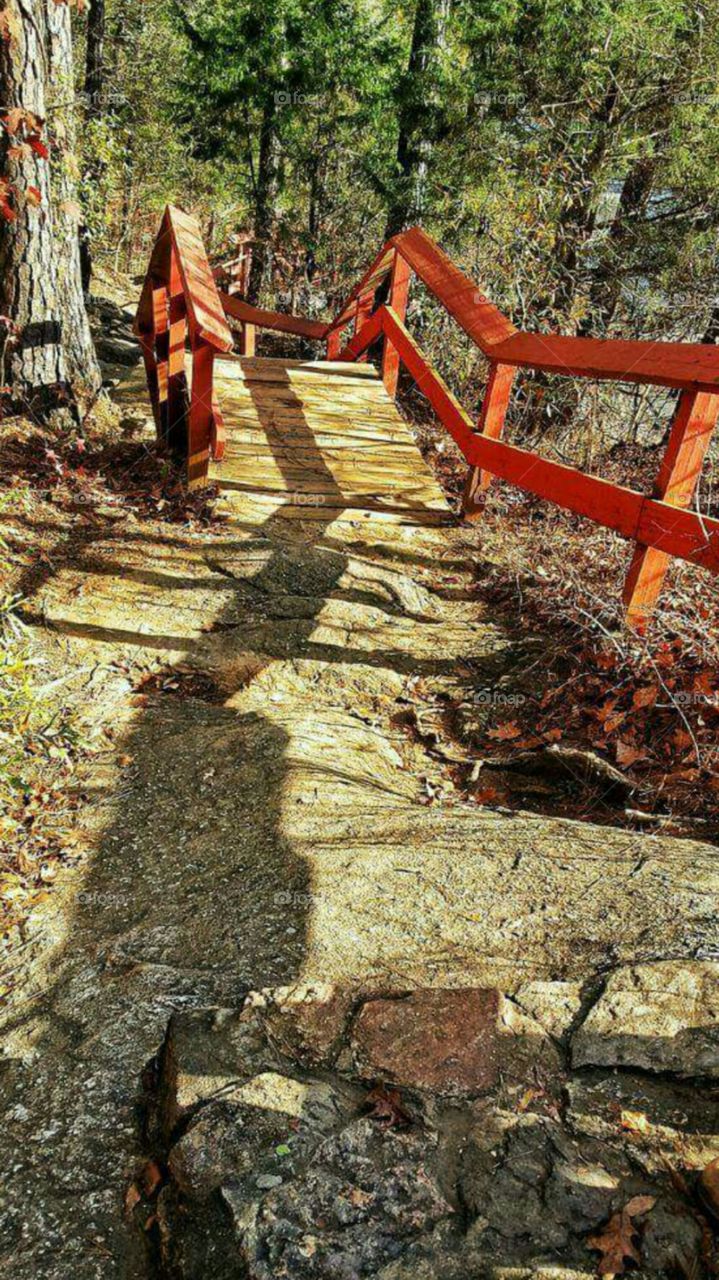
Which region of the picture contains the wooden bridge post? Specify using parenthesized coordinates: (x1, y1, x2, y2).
(462, 362, 516, 519)
(167, 245, 188, 452)
(326, 325, 343, 360)
(623, 388, 719, 628)
(187, 341, 215, 489)
(150, 279, 170, 442)
(382, 251, 411, 397)
(238, 322, 256, 357)
(354, 293, 374, 362)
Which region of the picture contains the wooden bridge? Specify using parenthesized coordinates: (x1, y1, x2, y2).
(135, 204, 719, 629)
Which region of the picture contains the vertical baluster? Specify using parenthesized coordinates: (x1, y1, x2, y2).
(462, 362, 516, 519)
(151, 280, 170, 443)
(187, 341, 215, 488)
(354, 293, 374, 362)
(326, 326, 342, 360)
(239, 323, 256, 357)
(623, 388, 719, 629)
(167, 245, 188, 452)
(381, 251, 411, 397)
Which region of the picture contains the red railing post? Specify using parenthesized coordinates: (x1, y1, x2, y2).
(462, 362, 516, 519)
(326, 325, 343, 360)
(382, 251, 411, 397)
(623, 388, 719, 628)
(354, 292, 374, 362)
(150, 280, 170, 442)
(187, 342, 215, 489)
(167, 245, 188, 451)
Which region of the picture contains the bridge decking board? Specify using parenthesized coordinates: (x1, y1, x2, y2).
(209, 356, 451, 524)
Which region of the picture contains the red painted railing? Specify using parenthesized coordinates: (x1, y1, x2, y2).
(136, 207, 719, 629)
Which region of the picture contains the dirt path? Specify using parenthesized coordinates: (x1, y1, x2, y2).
(0, 358, 717, 1278)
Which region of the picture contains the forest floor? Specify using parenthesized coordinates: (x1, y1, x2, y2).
(0, 287, 718, 1278)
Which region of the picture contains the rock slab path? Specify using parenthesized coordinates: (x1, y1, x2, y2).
(0, 356, 718, 1277)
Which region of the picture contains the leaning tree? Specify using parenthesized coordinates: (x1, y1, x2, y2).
(0, 0, 99, 411)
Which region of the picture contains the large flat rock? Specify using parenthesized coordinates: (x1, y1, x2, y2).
(572, 961, 719, 1076)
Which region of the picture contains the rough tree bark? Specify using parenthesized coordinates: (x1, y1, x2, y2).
(0, 0, 99, 408)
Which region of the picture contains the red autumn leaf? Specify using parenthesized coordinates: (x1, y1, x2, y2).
(603, 710, 626, 736)
(26, 186, 42, 207)
(693, 671, 716, 694)
(542, 727, 563, 743)
(474, 786, 503, 805)
(487, 720, 522, 741)
(632, 685, 659, 710)
(27, 134, 49, 160)
(616, 740, 645, 768)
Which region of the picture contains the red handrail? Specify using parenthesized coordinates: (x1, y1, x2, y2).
(328, 228, 719, 629)
(136, 207, 719, 628)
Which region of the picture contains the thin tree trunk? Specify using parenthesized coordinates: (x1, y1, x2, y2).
(247, 94, 279, 304)
(702, 302, 719, 345)
(79, 0, 105, 291)
(579, 155, 657, 336)
(0, 0, 99, 408)
(84, 0, 105, 108)
(385, 0, 450, 239)
(49, 0, 99, 391)
(539, 84, 620, 326)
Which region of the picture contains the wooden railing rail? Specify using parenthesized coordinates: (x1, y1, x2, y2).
(331, 230, 719, 629)
(136, 207, 719, 627)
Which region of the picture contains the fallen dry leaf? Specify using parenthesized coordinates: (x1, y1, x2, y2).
(141, 1160, 162, 1197)
(587, 1196, 656, 1277)
(487, 720, 522, 741)
(619, 1109, 650, 1136)
(474, 786, 503, 805)
(517, 1087, 542, 1112)
(124, 1182, 141, 1218)
(616, 740, 645, 768)
(698, 1156, 719, 1223)
(632, 685, 659, 710)
(365, 1084, 411, 1130)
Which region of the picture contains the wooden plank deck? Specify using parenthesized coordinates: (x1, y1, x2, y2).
(209, 355, 452, 528)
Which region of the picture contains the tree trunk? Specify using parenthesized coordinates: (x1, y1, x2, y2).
(385, 0, 450, 239)
(538, 84, 620, 327)
(0, 0, 100, 409)
(702, 302, 719, 345)
(79, 0, 106, 290)
(84, 0, 105, 109)
(579, 155, 657, 337)
(247, 94, 279, 304)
